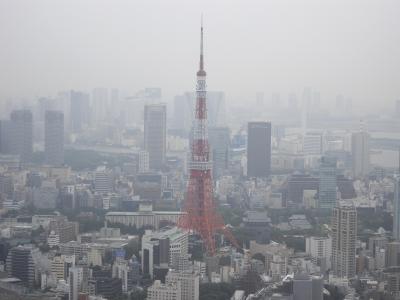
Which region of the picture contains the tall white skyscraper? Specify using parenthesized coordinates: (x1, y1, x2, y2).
(351, 130, 370, 178)
(331, 201, 357, 278)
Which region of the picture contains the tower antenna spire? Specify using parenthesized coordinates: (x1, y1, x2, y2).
(200, 15, 204, 71)
(179, 19, 239, 255)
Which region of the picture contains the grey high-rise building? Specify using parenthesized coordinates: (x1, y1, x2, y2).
(393, 174, 400, 241)
(45, 110, 64, 166)
(10, 110, 33, 163)
(92, 87, 108, 125)
(387, 241, 400, 267)
(331, 202, 357, 278)
(247, 122, 271, 178)
(293, 274, 323, 300)
(209, 127, 230, 179)
(144, 104, 166, 171)
(0, 120, 12, 153)
(351, 131, 370, 178)
(70, 90, 90, 132)
(318, 156, 337, 210)
(173, 93, 193, 133)
(6, 245, 39, 287)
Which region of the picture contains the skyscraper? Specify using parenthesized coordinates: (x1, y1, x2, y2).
(70, 90, 90, 132)
(144, 104, 166, 171)
(393, 154, 400, 240)
(45, 110, 64, 166)
(92, 87, 108, 125)
(0, 120, 12, 154)
(331, 202, 357, 278)
(351, 130, 370, 178)
(10, 109, 33, 163)
(318, 156, 337, 210)
(247, 122, 272, 178)
(209, 127, 230, 179)
(206, 91, 226, 127)
(173, 93, 193, 133)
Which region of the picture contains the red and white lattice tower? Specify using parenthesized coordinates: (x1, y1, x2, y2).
(179, 22, 238, 255)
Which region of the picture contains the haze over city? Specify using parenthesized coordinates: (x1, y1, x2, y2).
(1, 0, 400, 112)
(0, 1, 400, 300)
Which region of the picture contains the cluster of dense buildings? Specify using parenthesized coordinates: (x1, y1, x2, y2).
(0, 37, 399, 299)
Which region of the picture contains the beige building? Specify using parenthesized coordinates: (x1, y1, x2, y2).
(147, 280, 181, 300)
(105, 211, 184, 229)
(51, 254, 75, 281)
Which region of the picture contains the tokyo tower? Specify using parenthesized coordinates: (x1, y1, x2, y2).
(179, 21, 238, 255)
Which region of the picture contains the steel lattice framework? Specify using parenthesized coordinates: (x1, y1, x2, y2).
(178, 23, 239, 255)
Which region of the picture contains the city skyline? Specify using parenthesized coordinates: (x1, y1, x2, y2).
(0, 1, 399, 112)
(0, 2, 399, 299)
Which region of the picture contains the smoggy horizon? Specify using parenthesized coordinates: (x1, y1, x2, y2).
(0, 0, 399, 113)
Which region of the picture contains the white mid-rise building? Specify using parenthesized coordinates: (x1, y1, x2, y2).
(69, 266, 83, 300)
(52, 254, 75, 281)
(112, 259, 130, 293)
(303, 133, 323, 155)
(306, 236, 332, 270)
(141, 227, 188, 277)
(94, 166, 113, 194)
(138, 150, 150, 173)
(147, 280, 181, 300)
(166, 270, 199, 300)
(48, 230, 60, 248)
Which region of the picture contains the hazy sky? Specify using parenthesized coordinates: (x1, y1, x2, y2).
(0, 0, 399, 110)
